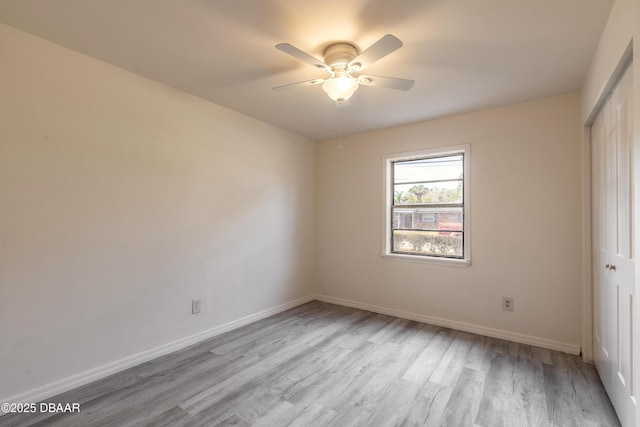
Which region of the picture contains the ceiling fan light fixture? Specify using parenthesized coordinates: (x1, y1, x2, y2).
(322, 73, 359, 102)
(274, 35, 413, 102)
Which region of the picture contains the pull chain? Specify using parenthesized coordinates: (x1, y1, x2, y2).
(338, 113, 343, 157)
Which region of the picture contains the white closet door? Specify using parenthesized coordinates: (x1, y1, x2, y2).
(593, 63, 636, 427)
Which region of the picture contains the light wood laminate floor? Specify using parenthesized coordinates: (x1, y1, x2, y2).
(0, 301, 620, 426)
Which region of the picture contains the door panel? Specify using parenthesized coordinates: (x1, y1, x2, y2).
(593, 63, 636, 427)
(593, 90, 611, 390)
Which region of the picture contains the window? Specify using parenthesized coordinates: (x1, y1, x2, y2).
(383, 145, 470, 266)
(421, 213, 435, 223)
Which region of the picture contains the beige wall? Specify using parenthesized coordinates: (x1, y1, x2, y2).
(0, 24, 315, 400)
(315, 92, 583, 348)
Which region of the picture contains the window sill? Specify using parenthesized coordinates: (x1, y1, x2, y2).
(382, 253, 471, 268)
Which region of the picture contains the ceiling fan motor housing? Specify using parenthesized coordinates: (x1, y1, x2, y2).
(323, 43, 358, 69)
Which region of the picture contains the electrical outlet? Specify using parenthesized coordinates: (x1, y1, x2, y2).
(192, 299, 201, 314)
(502, 297, 514, 312)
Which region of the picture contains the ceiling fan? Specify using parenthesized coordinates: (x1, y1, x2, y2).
(273, 34, 414, 104)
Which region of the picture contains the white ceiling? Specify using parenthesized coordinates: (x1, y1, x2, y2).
(0, 0, 614, 141)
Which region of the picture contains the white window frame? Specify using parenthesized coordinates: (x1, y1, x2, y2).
(382, 145, 471, 267)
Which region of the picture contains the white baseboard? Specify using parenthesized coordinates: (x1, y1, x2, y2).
(314, 294, 581, 355)
(1, 295, 315, 411)
(2, 292, 580, 413)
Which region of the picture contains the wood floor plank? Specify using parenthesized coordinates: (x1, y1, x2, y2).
(429, 331, 475, 387)
(474, 353, 548, 427)
(412, 381, 454, 427)
(441, 367, 485, 426)
(307, 341, 397, 411)
(213, 414, 251, 426)
(281, 341, 375, 405)
(324, 341, 423, 415)
(326, 402, 372, 427)
(287, 403, 337, 427)
(401, 328, 456, 384)
(543, 362, 583, 427)
(530, 345, 554, 365)
(405, 322, 441, 347)
(507, 355, 547, 427)
(568, 356, 620, 425)
(464, 334, 497, 375)
(0, 301, 621, 427)
(249, 400, 298, 427)
(368, 379, 453, 427)
(367, 317, 411, 344)
(139, 406, 192, 427)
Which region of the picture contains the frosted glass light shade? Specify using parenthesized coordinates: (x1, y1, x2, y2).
(322, 75, 359, 102)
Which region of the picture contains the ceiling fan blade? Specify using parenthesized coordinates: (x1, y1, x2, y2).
(275, 43, 330, 71)
(272, 78, 325, 91)
(357, 75, 415, 90)
(349, 34, 403, 71)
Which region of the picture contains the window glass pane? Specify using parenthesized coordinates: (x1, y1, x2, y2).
(394, 155, 463, 184)
(394, 180, 462, 205)
(392, 230, 463, 257)
(392, 207, 463, 231)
